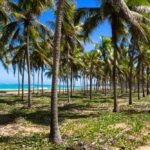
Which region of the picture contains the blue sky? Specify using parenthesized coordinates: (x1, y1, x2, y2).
(0, 0, 111, 84)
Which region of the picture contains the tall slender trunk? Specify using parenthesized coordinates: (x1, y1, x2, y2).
(129, 41, 135, 105)
(41, 66, 44, 96)
(120, 79, 123, 94)
(33, 70, 35, 94)
(112, 15, 117, 112)
(22, 54, 25, 101)
(59, 78, 61, 95)
(70, 68, 73, 97)
(147, 67, 149, 95)
(125, 75, 128, 93)
(37, 70, 40, 95)
(66, 49, 70, 103)
(90, 64, 92, 100)
(142, 64, 145, 97)
(63, 80, 65, 94)
(86, 77, 88, 93)
(18, 66, 20, 96)
(26, 25, 31, 107)
(104, 79, 107, 96)
(49, 0, 65, 144)
(137, 58, 141, 100)
(73, 79, 75, 92)
(84, 73, 86, 96)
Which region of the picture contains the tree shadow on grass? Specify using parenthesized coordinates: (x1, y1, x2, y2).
(59, 103, 88, 111)
(0, 136, 11, 143)
(70, 95, 88, 99)
(83, 98, 112, 104)
(119, 105, 150, 114)
(0, 133, 49, 146)
(0, 113, 16, 125)
(0, 102, 100, 126)
(0, 99, 24, 105)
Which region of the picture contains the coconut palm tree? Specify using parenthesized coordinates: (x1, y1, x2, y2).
(76, 0, 149, 112)
(98, 36, 113, 96)
(83, 50, 100, 100)
(1, 0, 52, 107)
(48, 1, 83, 101)
(49, 0, 65, 144)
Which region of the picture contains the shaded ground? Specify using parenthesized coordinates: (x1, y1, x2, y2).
(0, 91, 149, 150)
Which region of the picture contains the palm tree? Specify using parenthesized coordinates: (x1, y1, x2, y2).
(50, 1, 83, 101)
(99, 36, 113, 96)
(49, 0, 65, 144)
(128, 38, 136, 105)
(76, 0, 149, 112)
(1, 0, 52, 107)
(83, 50, 100, 100)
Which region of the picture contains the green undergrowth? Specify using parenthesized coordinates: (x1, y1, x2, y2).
(0, 92, 149, 149)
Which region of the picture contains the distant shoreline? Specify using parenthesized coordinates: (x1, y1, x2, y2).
(0, 83, 82, 91)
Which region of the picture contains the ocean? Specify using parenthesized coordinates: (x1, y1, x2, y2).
(0, 84, 81, 90)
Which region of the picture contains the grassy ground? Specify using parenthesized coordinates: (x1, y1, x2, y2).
(0, 91, 149, 150)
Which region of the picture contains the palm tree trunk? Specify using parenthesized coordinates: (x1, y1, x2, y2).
(37, 69, 40, 95)
(70, 68, 73, 97)
(66, 49, 70, 103)
(63, 79, 65, 94)
(113, 0, 145, 37)
(129, 41, 135, 105)
(104, 79, 107, 96)
(84, 73, 86, 96)
(113, 46, 117, 113)
(18, 66, 20, 96)
(33, 69, 35, 94)
(112, 15, 118, 112)
(120, 79, 123, 94)
(90, 65, 92, 100)
(22, 54, 25, 101)
(147, 67, 149, 95)
(59, 78, 61, 95)
(86, 76, 88, 93)
(125, 75, 128, 93)
(49, 0, 65, 144)
(137, 58, 141, 100)
(142, 64, 145, 97)
(26, 25, 31, 108)
(41, 66, 44, 96)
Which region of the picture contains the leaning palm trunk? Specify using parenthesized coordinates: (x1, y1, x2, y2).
(112, 0, 146, 39)
(49, 0, 65, 144)
(26, 25, 31, 107)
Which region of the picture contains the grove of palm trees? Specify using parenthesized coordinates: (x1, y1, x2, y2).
(0, 0, 150, 149)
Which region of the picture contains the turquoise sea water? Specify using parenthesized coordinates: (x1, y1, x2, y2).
(0, 84, 81, 90)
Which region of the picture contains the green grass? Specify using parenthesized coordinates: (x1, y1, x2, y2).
(0, 91, 149, 149)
